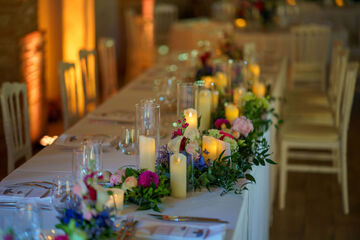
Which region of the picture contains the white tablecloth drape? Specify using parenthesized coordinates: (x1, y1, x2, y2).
(0, 51, 286, 239)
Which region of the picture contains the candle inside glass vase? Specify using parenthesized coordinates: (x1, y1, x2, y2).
(184, 108, 198, 130)
(233, 87, 244, 106)
(252, 82, 266, 98)
(225, 103, 239, 123)
(170, 153, 187, 198)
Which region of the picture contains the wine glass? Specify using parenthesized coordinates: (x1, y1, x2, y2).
(118, 127, 136, 155)
(51, 176, 73, 212)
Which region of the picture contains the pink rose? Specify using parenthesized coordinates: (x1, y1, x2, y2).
(122, 176, 138, 190)
(72, 184, 82, 197)
(231, 116, 254, 137)
(214, 119, 230, 130)
(110, 174, 122, 187)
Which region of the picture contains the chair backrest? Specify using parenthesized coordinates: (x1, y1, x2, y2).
(328, 41, 343, 98)
(291, 24, 331, 64)
(58, 61, 81, 130)
(79, 49, 99, 113)
(0, 82, 32, 173)
(290, 24, 331, 89)
(334, 49, 349, 128)
(340, 62, 358, 149)
(154, 4, 178, 45)
(98, 38, 118, 100)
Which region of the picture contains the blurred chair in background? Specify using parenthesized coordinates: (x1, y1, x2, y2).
(0, 82, 32, 173)
(79, 49, 99, 113)
(98, 38, 118, 100)
(58, 62, 81, 130)
(154, 3, 178, 46)
(290, 24, 331, 91)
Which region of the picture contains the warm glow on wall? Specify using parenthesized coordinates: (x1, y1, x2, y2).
(62, 0, 95, 114)
(335, 0, 344, 7)
(20, 31, 46, 142)
(287, 0, 296, 6)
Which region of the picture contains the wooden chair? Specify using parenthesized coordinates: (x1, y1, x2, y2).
(98, 38, 118, 100)
(279, 62, 359, 214)
(284, 48, 349, 126)
(79, 49, 99, 113)
(154, 4, 178, 46)
(290, 24, 331, 91)
(0, 82, 32, 173)
(58, 61, 81, 130)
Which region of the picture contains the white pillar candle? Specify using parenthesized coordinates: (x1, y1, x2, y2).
(170, 153, 187, 198)
(225, 103, 239, 123)
(252, 82, 266, 98)
(216, 140, 231, 160)
(184, 108, 198, 130)
(211, 90, 219, 112)
(233, 87, 244, 106)
(139, 135, 155, 171)
(202, 135, 218, 162)
(198, 89, 211, 132)
(107, 188, 124, 213)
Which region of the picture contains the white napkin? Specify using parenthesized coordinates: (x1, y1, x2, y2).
(88, 110, 135, 123)
(54, 133, 113, 149)
(135, 217, 226, 240)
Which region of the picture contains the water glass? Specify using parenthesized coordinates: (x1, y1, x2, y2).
(14, 200, 41, 240)
(83, 139, 103, 174)
(118, 127, 136, 155)
(51, 176, 73, 212)
(72, 148, 85, 182)
(154, 76, 179, 111)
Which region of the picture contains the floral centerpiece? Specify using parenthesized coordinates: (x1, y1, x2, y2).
(55, 172, 116, 240)
(109, 168, 170, 212)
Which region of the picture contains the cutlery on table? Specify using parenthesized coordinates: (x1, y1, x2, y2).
(0, 202, 51, 211)
(123, 221, 138, 240)
(116, 216, 136, 240)
(149, 214, 229, 224)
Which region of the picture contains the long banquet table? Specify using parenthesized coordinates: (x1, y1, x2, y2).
(0, 51, 287, 239)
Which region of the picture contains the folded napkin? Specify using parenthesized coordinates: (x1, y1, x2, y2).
(88, 110, 135, 123)
(0, 184, 51, 199)
(135, 216, 226, 240)
(54, 134, 113, 149)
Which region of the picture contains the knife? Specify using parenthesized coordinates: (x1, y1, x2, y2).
(148, 214, 228, 224)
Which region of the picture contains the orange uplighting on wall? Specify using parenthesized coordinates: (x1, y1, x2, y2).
(335, 0, 344, 7)
(20, 31, 46, 142)
(62, 0, 95, 115)
(287, 0, 296, 6)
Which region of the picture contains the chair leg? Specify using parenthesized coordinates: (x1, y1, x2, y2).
(340, 146, 349, 214)
(279, 141, 288, 210)
(332, 149, 341, 184)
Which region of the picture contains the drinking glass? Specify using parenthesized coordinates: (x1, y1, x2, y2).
(154, 76, 179, 111)
(72, 148, 85, 182)
(83, 138, 103, 174)
(118, 127, 136, 155)
(14, 200, 41, 240)
(51, 176, 73, 212)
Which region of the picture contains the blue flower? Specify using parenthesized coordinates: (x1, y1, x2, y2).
(194, 155, 208, 170)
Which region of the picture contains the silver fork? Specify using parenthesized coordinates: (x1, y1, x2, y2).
(116, 216, 135, 240)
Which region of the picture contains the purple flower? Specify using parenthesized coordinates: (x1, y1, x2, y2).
(55, 236, 69, 240)
(138, 171, 159, 188)
(4, 235, 14, 240)
(214, 119, 230, 129)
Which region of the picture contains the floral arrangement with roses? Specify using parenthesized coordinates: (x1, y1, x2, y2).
(55, 172, 116, 240)
(109, 168, 170, 212)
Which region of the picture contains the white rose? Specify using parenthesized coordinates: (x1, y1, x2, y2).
(167, 136, 183, 153)
(183, 127, 200, 142)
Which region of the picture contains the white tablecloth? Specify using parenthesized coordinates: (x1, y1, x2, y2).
(0, 50, 286, 239)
